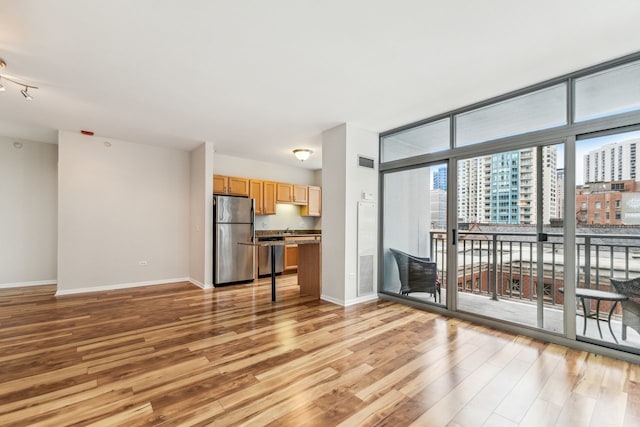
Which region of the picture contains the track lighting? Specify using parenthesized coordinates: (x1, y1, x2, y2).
(21, 87, 32, 100)
(0, 57, 38, 100)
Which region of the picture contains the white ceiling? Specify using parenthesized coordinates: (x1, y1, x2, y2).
(1, 0, 639, 170)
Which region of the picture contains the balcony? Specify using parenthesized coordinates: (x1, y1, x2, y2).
(424, 230, 640, 351)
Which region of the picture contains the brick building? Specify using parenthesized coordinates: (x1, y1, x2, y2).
(575, 180, 637, 225)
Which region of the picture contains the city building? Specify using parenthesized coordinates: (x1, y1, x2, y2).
(584, 138, 639, 183)
(430, 188, 447, 229)
(457, 157, 483, 223)
(556, 168, 565, 219)
(433, 166, 447, 191)
(576, 180, 638, 225)
(457, 146, 557, 225)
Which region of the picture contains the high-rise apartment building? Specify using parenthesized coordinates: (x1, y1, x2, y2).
(584, 138, 639, 183)
(433, 166, 447, 191)
(556, 168, 565, 219)
(457, 146, 557, 225)
(457, 157, 483, 223)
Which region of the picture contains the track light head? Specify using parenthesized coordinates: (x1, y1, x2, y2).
(0, 58, 38, 100)
(21, 87, 32, 100)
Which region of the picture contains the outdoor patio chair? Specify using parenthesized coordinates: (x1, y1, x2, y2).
(390, 248, 441, 303)
(609, 277, 640, 340)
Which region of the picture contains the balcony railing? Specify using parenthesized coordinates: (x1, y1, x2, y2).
(428, 230, 640, 310)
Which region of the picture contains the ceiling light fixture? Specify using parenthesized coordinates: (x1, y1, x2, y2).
(293, 149, 313, 162)
(0, 58, 38, 100)
(21, 87, 32, 100)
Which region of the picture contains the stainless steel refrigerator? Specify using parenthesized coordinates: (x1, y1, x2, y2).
(213, 195, 254, 285)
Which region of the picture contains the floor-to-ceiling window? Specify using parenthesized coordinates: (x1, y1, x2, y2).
(455, 143, 565, 335)
(379, 52, 640, 359)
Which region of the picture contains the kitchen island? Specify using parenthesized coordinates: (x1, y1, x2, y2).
(239, 238, 321, 301)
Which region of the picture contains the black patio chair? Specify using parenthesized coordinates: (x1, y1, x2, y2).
(390, 248, 441, 303)
(609, 277, 640, 340)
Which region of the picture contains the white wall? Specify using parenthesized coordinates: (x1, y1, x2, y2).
(189, 142, 215, 288)
(321, 124, 347, 303)
(321, 123, 378, 305)
(256, 203, 316, 230)
(344, 125, 379, 303)
(57, 131, 190, 294)
(214, 153, 321, 230)
(0, 137, 58, 286)
(190, 144, 206, 287)
(213, 153, 319, 185)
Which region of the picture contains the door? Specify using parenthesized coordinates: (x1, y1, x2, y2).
(455, 143, 564, 333)
(249, 180, 263, 214)
(215, 223, 254, 284)
(216, 196, 253, 224)
(381, 162, 448, 307)
(574, 128, 640, 351)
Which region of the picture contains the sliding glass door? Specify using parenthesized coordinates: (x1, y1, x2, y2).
(381, 163, 448, 308)
(575, 129, 640, 352)
(455, 143, 564, 333)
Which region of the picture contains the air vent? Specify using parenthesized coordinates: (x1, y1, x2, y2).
(358, 255, 374, 295)
(357, 201, 376, 296)
(358, 155, 375, 169)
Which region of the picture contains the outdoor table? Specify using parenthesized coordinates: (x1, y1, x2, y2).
(560, 287, 628, 343)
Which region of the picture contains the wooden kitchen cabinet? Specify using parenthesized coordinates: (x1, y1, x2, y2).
(227, 176, 250, 196)
(284, 244, 298, 272)
(284, 236, 320, 272)
(276, 183, 293, 203)
(249, 180, 263, 214)
(213, 175, 226, 194)
(301, 186, 322, 216)
(213, 175, 249, 196)
(263, 181, 276, 214)
(293, 185, 308, 205)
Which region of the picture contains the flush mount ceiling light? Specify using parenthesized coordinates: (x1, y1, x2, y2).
(293, 149, 313, 162)
(0, 58, 38, 100)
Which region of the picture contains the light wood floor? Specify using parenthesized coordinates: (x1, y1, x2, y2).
(1, 277, 640, 426)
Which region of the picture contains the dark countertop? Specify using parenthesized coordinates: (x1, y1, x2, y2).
(256, 230, 322, 239)
(239, 239, 321, 247)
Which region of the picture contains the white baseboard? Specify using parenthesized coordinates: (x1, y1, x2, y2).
(321, 292, 379, 307)
(189, 278, 205, 289)
(344, 293, 379, 306)
(55, 277, 190, 296)
(0, 279, 57, 289)
(320, 294, 344, 306)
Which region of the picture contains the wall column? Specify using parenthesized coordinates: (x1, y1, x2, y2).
(321, 123, 378, 306)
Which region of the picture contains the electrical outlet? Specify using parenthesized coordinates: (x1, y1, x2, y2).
(138, 260, 148, 266)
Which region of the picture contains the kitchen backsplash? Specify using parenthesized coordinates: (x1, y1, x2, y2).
(255, 203, 319, 231)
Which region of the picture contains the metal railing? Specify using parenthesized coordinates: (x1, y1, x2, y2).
(428, 230, 640, 307)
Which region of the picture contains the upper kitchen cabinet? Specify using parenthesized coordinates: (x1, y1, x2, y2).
(213, 175, 226, 194)
(301, 186, 322, 216)
(276, 183, 293, 203)
(213, 175, 249, 196)
(249, 180, 263, 214)
(293, 185, 308, 205)
(263, 181, 276, 214)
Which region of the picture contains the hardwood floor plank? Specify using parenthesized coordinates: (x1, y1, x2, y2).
(1, 280, 639, 426)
